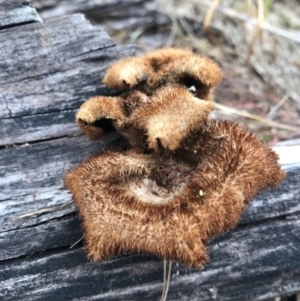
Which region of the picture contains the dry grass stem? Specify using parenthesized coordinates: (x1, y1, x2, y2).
(167, 18, 179, 47)
(247, 0, 265, 66)
(12, 201, 73, 220)
(155, 0, 180, 46)
(214, 102, 300, 133)
(69, 236, 84, 249)
(203, 0, 222, 32)
(161, 258, 167, 301)
(266, 93, 290, 120)
(160, 259, 172, 301)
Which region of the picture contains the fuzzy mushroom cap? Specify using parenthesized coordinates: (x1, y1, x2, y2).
(102, 57, 152, 91)
(76, 49, 223, 147)
(130, 86, 215, 151)
(76, 96, 126, 140)
(75, 85, 215, 152)
(65, 119, 284, 267)
(102, 48, 222, 100)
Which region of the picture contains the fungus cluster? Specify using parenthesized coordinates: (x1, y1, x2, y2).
(65, 48, 285, 267)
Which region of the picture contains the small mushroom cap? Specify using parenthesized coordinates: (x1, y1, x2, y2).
(131, 85, 215, 151)
(76, 96, 125, 140)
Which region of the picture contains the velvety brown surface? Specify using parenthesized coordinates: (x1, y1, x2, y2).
(102, 47, 222, 99)
(65, 121, 284, 267)
(66, 48, 284, 267)
(75, 48, 223, 149)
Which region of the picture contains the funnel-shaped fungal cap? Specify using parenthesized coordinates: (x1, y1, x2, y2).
(102, 48, 222, 99)
(144, 48, 193, 71)
(76, 96, 126, 140)
(102, 57, 152, 91)
(65, 120, 285, 267)
(157, 54, 223, 100)
(131, 86, 215, 151)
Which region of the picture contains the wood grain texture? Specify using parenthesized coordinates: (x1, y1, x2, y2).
(0, 2, 299, 300)
(31, 0, 169, 32)
(0, 133, 126, 233)
(0, 0, 41, 29)
(1, 217, 299, 301)
(0, 13, 136, 145)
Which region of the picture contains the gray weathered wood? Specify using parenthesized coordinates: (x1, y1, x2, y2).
(31, 0, 169, 32)
(0, 133, 126, 233)
(0, 0, 41, 29)
(0, 13, 135, 146)
(1, 218, 299, 301)
(0, 110, 78, 146)
(0, 2, 299, 301)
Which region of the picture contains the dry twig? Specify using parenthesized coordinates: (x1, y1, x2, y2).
(214, 102, 300, 133)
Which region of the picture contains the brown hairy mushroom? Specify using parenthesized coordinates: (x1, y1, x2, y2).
(102, 48, 192, 92)
(78, 49, 223, 147)
(130, 86, 215, 152)
(65, 119, 284, 268)
(76, 91, 148, 152)
(102, 48, 222, 100)
(67, 48, 285, 267)
(102, 57, 152, 91)
(143, 48, 193, 74)
(76, 95, 126, 140)
(156, 54, 223, 100)
(76, 85, 215, 152)
(76, 91, 149, 150)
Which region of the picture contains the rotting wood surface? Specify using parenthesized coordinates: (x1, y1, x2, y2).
(0, 0, 41, 29)
(0, 2, 300, 301)
(31, 0, 169, 32)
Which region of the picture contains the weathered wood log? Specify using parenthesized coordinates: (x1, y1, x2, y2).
(0, 13, 135, 145)
(1, 210, 300, 301)
(31, 0, 169, 32)
(0, 2, 299, 301)
(0, 0, 41, 29)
